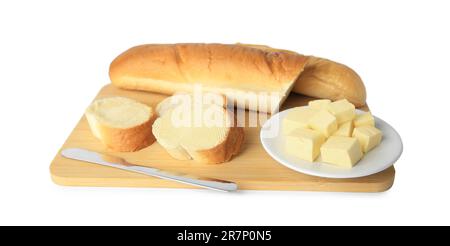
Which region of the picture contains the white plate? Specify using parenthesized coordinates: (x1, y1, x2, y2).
(260, 107, 403, 178)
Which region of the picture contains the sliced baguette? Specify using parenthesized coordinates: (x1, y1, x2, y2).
(85, 97, 156, 152)
(152, 96, 244, 164)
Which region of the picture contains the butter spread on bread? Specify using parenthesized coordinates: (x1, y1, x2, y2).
(85, 97, 156, 152)
(152, 95, 244, 164)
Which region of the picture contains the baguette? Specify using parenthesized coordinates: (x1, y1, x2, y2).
(294, 56, 366, 107)
(110, 43, 366, 112)
(110, 43, 307, 113)
(236, 43, 366, 107)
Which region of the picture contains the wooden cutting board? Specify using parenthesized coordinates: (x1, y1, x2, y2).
(50, 84, 395, 192)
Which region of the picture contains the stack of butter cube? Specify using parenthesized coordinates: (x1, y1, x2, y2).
(283, 99, 382, 168)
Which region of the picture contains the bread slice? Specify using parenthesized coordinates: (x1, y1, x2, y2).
(85, 97, 157, 152)
(109, 43, 308, 113)
(152, 96, 244, 164)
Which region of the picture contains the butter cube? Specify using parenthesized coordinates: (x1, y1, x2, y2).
(320, 136, 363, 168)
(327, 99, 356, 124)
(308, 99, 331, 110)
(308, 110, 338, 137)
(282, 107, 318, 134)
(285, 128, 325, 162)
(352, 126, 382, 153)
(333, 121, 354, 137)
(354, 112, 375, 127)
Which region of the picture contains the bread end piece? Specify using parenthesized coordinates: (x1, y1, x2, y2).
(85, 97, 157, 152)
(293, 56, 367, 107)
(236, 44, 367, 107)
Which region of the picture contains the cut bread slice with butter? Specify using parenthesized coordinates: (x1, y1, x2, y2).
(152, 96, 244, 164)
(85, 97, 157, 152)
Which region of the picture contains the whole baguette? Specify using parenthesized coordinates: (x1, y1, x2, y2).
(110, 43, 366, 110)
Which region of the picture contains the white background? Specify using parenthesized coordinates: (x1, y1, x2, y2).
(0, 0, 449, 225)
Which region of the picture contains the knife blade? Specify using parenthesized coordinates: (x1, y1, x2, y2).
(60, 148, 238, 192)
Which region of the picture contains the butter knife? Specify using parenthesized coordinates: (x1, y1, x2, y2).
(60, 148, 238, 192)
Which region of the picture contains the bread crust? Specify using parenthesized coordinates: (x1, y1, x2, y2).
(237, 44, 367, 107)
(95, 113, 157, 152)
(110, 43, 308, 113)
(294, 56, 367, 107)
(152, 100, 244, 164)
(188, 123, 245, 164)
(110, 43, 366, 110)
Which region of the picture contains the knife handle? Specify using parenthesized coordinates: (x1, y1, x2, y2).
(127, 166, 238, 192)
